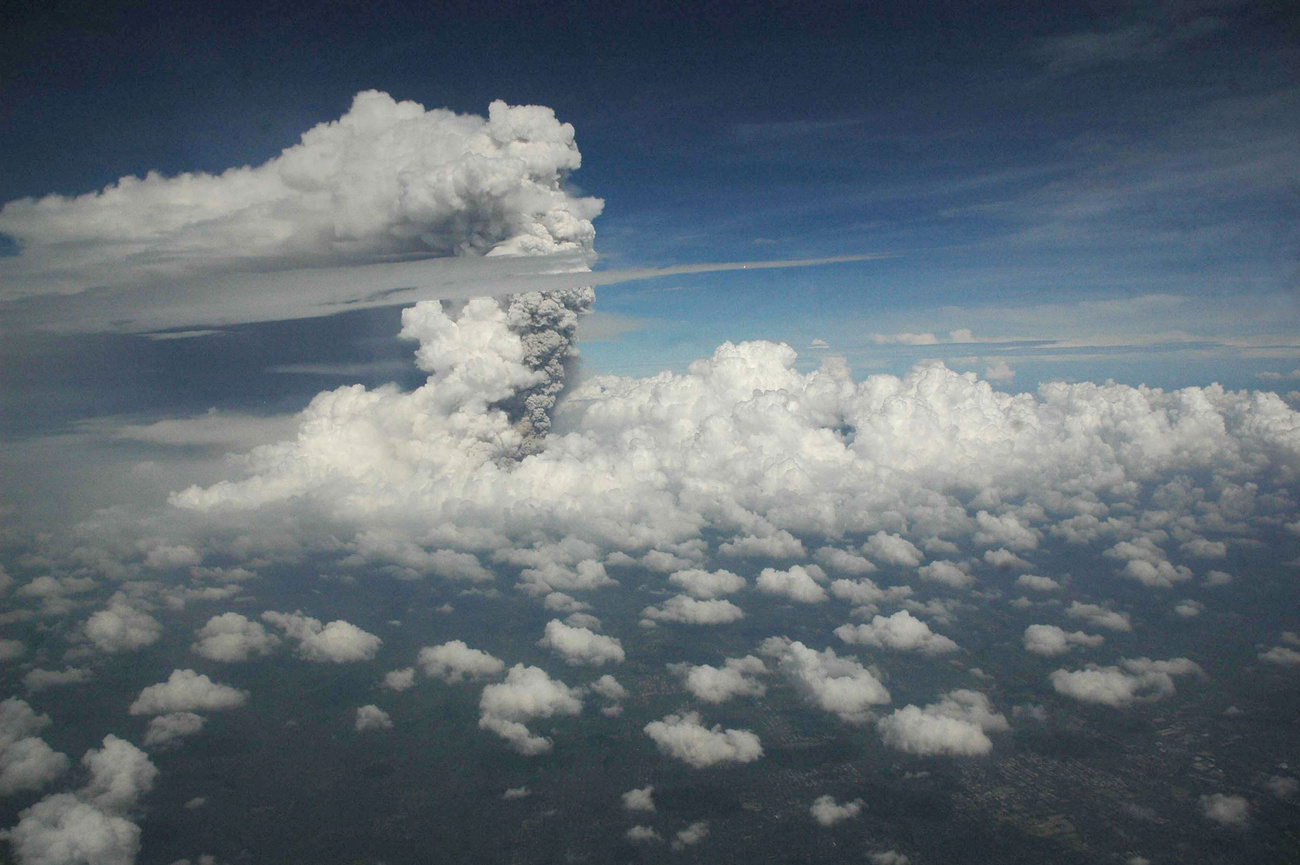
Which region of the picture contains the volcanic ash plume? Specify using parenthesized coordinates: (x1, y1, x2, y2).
(502, 286, 595, 444)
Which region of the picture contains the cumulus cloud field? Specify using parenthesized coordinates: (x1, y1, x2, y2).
(1, 92, 1299, 865)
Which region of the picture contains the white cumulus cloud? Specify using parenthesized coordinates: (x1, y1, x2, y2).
(417, 641, 506, 683)
(835, 610, 959, 655)
(643, 712, 762, 768)
(668, 656, 768, 703)
(191, 612, 280, 662)
(760, 638, 890, 723)
(261, 611, 381, 663)
(877, 690, 1009, 756)
(478, 665, 582, 755)
(810, 794, 863, 826)
(756, 565, 828, 604)
(1022, 624, 1104, 656)
(1050, 657, 1202, 707)
(537, 619, 624, 666)
(128, 669, 248, 716)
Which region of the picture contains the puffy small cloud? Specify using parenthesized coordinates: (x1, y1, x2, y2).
(1200, 793, 1249, 826)
(814, 547, 877, 575)
(626, 825, 662, 843)
(83, 599, 162, 654)
(191, 612, 281, 662)
(0, 699, 70, 796)
(516, 560, 615, 596)
(760, 638, 890, 723)
(918, 560, 975, 589)
(672, 821, 710, 850)
(864, 532, 923, 567)
(983, 548, 1031, 570)
(382, 668, 417, 691)
(643, 712, 762, 768)
(79, 735, 159, 812)
(1180, 538, 1226, 559)
(5, 736, 156, 865)
(622, 785, 655, 812)
(355, 705, 393, 732)
(1050, 657, 1202, 707)
(417, 641, 506, 683)
(1259, 645, 1300, 665)
(23, 667, 94, 693)
(589, 674, 628, 703)
(757, 566, 828, 603)
(1066, 601, 1132, 632)
(810, 794, 863, 826)
(478, 665, 582, 755)
(829, 577, 885, 606)
(640, 595, 745, 626)
(668, 656, 767, 703)
(1016, 574, 1061, 592)
(0, 638, 25, 661)
(565, 612, 602, 631)
(542, 592, 589, 613)
(1105, 538, 1192, 588)
(877, 690, 1009, 757)
(537, 619, 624, 666)
(868, 852, 911, 865)
(835, 611, 959, 655)
(1204, 569, 1234, 586)
(1022, 624, 1104, 656)
(143, 712, 205, 747)
(1266, 776, 1298, 798)
(984, 360, 1015, 382)
(667, 568, 745, 599)
(128, 669, 248, 716)
(502, 786, 530, 800)
(261, 611, 381, 663)
(974, 511, 1039, 550)
(719, 530, 804, 559)
(5, 795, 142, 865)
(1173, 599, 1203, 618)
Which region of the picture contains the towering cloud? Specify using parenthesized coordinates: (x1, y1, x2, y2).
(0, 92, 602, 300)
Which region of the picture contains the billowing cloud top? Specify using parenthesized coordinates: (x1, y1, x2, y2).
(0, 91, 603, 301)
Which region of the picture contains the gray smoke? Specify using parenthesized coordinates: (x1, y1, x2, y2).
(499, 286, 595, 448)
